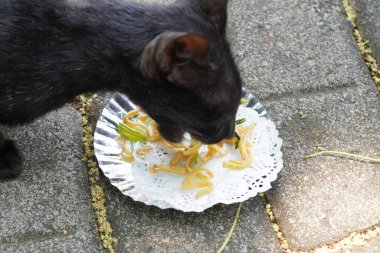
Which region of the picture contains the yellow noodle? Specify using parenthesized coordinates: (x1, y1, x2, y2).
(170, 152, 184, 166)
(124, 108, 140, 119)
(122, 146, 133, 156)
(164, 140, 186, 149)
(122, 147, 134, 162)
(182, 180, 213, 190)
(205, 169, 214, 178)
(182, 141, 201, 156)
(119, 108, 256, 198)
(150, 120, 158, 130)
(200, 152, 213, 163)
(123, 108, 150, 138)
(152, 164, 187, 175)
(182, 167, 203, 183)
(149, 167, 158, 173)
(150, 132, 162, 142)
(223, 152, 253, 169)
(208, 144, 227, 156)
(236, 125, 248, 135)
(223, 123, 255, 169)
(239, 135, 248, 160)
(122, 155, 134, 163)
(185, 155, 196, 170)
(196, 186, 214, 198)
(138, 114, 150, 122)
(195, 173, 209, 181)
(197, 167, 214, 178)
(238, 124, 255, 160)
(136, 145, 152, 155)
(225, 137, 237, 145)
(207, 145, 218, 155)
(124, 119, 150, 136)
(183, 168, 214, 184)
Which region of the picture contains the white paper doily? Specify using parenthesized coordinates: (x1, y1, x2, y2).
(94, 89, 283, 212)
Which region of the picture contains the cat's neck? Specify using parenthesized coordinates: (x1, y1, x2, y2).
(68, 1, 206, 91)
(63, 2, 164, 89)
(84, 2, 166, 57)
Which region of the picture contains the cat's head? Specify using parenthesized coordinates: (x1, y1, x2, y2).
(135, 0, 242, 144)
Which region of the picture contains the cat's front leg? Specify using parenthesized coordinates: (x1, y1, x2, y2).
(0, 132, 24, 180)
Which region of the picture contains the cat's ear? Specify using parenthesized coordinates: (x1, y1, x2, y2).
(139, 32, 209, 80)
(197, 0, 228, 33)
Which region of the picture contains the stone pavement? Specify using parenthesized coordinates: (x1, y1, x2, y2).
(0, 108, 102, 253)
(353, 0, 380, 63)
(1, 0, 379, 253)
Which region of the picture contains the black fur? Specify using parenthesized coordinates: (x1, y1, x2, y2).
(0, 133, 24, 179)
(0, 0, 242, 179)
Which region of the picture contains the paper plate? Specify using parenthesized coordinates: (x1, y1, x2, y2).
(94, 88, 283, 212)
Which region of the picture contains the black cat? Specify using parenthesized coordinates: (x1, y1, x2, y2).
(0, 0, 242, 179)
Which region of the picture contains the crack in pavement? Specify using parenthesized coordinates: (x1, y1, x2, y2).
(76, 95, 117, 253)
(343, 0, 380, 93)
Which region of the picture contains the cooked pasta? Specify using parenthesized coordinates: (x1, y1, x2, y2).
(208, 144, 227, 156)
(196, 186, 214, 198)
(223, 123, 255, 169)
(170, 151, 184, 166)
(138, 113, 150, 122)
(121, 146, 134, 162)
(123, 109, 150, 137)
(150, 164, 187, 175)
(136, 145, 152, 156)
(117, 108, 256, 198)
(182, 141, 202, 156)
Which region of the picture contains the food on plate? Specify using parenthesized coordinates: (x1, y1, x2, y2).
(116, 108, 255, 198)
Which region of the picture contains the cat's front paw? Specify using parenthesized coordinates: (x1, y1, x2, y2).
(0, 139, 24, 180)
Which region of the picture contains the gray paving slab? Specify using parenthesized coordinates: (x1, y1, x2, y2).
(265, 89, 380, 250)
(352, 0, 380, 61)
(226, 0, 380, 250)
(227, 0, 377, 100)
(0, 107, 103, 253)
(102, 181, 281, 253)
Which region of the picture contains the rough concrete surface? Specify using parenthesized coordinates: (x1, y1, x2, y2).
(101, 179, 281, 253)
(0, 107, 102, 253)
(353, 0, 380, 61)
(266, 89, 380, 249)
(2, 0, 380, 252)
(225, 0, 380, 250)
(227, 0, 376, 100)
